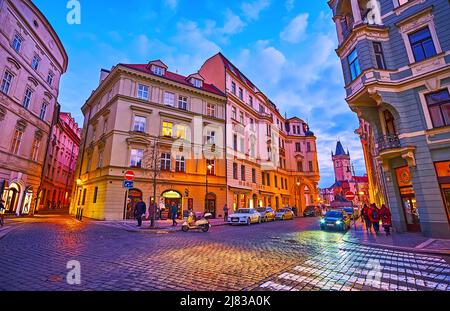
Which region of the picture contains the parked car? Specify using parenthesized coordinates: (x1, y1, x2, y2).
(275, 208, 295, 220)
(228, 208, 261, 225)
(303, 206, 319, 217)
(257, 207, 276, 222)
(320, 210, 351, 231)
(342, 207, 359, 220)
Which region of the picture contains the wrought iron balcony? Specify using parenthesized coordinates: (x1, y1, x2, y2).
(377, 134, 401, 152)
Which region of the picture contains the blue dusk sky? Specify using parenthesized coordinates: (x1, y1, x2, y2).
(33, 0, 366, 188)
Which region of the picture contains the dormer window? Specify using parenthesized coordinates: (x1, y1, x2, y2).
(192, 78, 202, 88)
(152, 66, 165, 76)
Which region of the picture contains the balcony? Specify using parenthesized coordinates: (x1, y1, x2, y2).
(377, 134, 401, 153)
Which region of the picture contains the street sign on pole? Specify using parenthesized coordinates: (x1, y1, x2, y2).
(123, 180, 134, 189)
(124, 170, 135, 181)
(345, 191, 355, 201)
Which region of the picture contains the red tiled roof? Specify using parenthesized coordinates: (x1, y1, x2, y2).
(119, 64, 226, 97)
(217, 53, 257, 91)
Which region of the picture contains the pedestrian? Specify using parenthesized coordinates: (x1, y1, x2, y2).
(380, 204, 392, 236)
(369, 203, 381, 235)
(170, 201, 178, 226)
(361, 204, 370, 232)
(0, 200, 6, 227)
(134, 199, 146, 227)
(223, 204, 229, 221)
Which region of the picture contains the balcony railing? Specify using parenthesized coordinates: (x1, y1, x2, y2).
(377, 134, 401, 152)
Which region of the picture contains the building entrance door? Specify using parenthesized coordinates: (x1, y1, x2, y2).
(401, 193, 420, 232)
(205, 193, 216, 218)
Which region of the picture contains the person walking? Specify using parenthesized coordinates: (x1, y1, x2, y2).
(369, 203, 381, 235)
(0, 200, 6, 227)
(361, 204, 371, 232)
(170, 201, 178, 226)
(134, 199, 146, 227)
(223, 204, 229, 221)
(380, 204, 392, 236)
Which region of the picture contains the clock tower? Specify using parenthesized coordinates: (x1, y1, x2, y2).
(332, 141, 352, 182)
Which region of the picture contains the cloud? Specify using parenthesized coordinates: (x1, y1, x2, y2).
(241, 0, 271, 21)
(220, 9, 246, 35)
(285, 0, 295, 12)
(280, 13, 309, 43)
(164, 0, 178, 10)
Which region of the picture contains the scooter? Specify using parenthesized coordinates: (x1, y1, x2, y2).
(182, 212, 212, 232)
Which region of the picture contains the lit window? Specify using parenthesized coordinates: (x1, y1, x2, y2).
(425, 89, 450, 128)
(206, 159, 215, 175)
(137, 84, 149, 100)
(32, 55, 40, 70)
(130, 149, 144, 168)
(11, 129, 23, 155)
(206, 103, 216, 117)
(160, 153, 171, 171)
(12, 34, 22, 52)
(162, 121, 173, 137)
(39, 102, 48, 120)
(175, 125, 187, 139)
(175, 156, 185, 172)
(348, 49, 361, 81)
(178, 96, 188, 110)
(22, 88, 33, 109)
(164, 92, 175, 107)
(409, 27, 437, 63)
(133, 116, 146, 132)
(1, 71, 13, 94)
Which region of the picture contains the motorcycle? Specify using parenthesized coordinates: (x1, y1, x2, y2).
(181, 212, 212, 232)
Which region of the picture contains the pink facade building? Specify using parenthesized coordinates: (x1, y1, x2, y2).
(0, 0, 68, 215)
(39, 112, 80, 210)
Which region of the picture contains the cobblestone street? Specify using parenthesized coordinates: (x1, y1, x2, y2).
(0, 215, 449, 291)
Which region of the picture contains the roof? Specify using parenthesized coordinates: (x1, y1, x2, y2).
(216, 53, 258, 91)
(353, 176, 369, 183)
(334, 141, 348, 156)
(119, 64, 226, 97)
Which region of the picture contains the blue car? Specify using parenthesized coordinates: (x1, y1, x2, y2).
(320, 210, 351, 231)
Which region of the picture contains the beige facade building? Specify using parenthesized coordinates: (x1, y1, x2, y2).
(0, 0, 67, 215)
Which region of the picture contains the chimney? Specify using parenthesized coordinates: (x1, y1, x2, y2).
(99, 69, 110, 85)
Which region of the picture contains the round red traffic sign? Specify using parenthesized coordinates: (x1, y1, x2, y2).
(345, 191, 355, 201)
(124, 170, 135, 181)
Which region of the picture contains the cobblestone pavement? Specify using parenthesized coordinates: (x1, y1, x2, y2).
(0, 215, 448, 291)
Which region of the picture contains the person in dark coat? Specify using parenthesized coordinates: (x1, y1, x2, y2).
(380, 204, 392, 236)
(361, 204, 371, 232)
(369, 203, 381, 235)
(0, 200, 6, 227)
(170, 201, 178, 226)
(134, 199, 146, 227)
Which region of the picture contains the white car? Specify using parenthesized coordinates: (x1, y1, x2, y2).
(228, 208, 261, 225)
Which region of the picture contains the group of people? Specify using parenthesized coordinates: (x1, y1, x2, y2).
(361, 203, 392, 236)
(0, 199, 5, 227)
(133, 199, 179, 227)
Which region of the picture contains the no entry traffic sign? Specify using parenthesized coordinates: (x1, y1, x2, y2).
(124, 170, 135, 181)
(345, 191, 355, 201)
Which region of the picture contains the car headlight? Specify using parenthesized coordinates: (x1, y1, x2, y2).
(336, 220, 342, 225)
(320, 219, 325, 224)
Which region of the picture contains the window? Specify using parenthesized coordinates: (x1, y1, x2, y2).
(97, 150, 104, 168)
(206, 130, 215, 144)
(307, 142, 311, 152)
(86, 156, 92, 173)
(274, 176, 278, 188)
(47, 72, 54, 86)
(295, 142, 301, 152)
(233, 163, 238, 179)
(249, 96, 253, 107)
(233, 134, 238, 151)
(232, 106, 237, 120)
(262, 172, 266, 185)
(252, 168, 256, 183)
(81, 189, 87, 206)
(11, 129, 23, 155)
(231, 81, 236, 95)
(93, 187, 98, 204)
(425, 89, 450, 128)
(297, 161, 303, 172)
(1, 71, 13, 94)
(32, 55, 40, 70)
(293, 126, 297, 134)
(175, 125, 187, 139)
(409, 27, 437, 63)
(137, 84, 149, 100)
(240, 137, 245, 153)
(192, 79, 202, 88)
(22, 88, 33, 109)
(206, 103, 216, 117)
(162, 121, 173, 137)
(31, 138, 40, 161)
(164, 92, 175, 107)
(250, 142, 255, 158)
(238, 87, 243, 100)
(161, 153, 171, 171)
(152, 66, 164, 76)
(266, 173, 271, 186)
(373, 42, 386, 69)
(241, 165, 246, 181)
(39, 102, 48, 120)
(130, 149, 144, 168)
(103, 118, 108, 134)
(259, 104, 264, 113)
(348, 49, 361, 81)
(178, 96, 188, 110)
(175, 156, 185, 172)
(12, 34, 22, 52)
(239, 111, 244, 124)
(206, 159, 215, 175)
(250, 118, 255, 131)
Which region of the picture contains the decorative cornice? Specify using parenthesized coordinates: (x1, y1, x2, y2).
(130, 105, 152, 115)
(159, 111, 192, 123)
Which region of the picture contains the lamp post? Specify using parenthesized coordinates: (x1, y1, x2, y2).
(205, 163, 213, 214)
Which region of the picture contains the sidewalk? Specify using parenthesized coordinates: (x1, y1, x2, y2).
(96, 217, 228, 233)
(343, 219, 450, 255)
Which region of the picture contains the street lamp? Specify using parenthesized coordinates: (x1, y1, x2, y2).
(205, 163, 213, 215)
(294, 180, 300, 211)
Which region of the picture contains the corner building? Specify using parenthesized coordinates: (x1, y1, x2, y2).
(328, 0, 450, 237)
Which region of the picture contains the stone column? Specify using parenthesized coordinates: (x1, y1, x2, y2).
(350, 0, 362, 25)
(333, 15, 344, 44)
